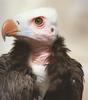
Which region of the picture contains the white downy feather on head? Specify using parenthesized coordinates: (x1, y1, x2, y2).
(12, 7, 59, 45)
(14, 7, 58, 25)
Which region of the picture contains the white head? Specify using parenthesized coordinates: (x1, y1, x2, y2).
(2, 7, 58, 45)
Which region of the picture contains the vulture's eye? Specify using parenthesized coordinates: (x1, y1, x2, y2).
(34, 17, 44, 26)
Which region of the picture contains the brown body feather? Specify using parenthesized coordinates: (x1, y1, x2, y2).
(0, 36, 84, 100)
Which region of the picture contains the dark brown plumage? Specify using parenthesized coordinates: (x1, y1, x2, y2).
(0, 36, 84, 100)
(0, 40, 42, 100)
(44, 36, 84, 100)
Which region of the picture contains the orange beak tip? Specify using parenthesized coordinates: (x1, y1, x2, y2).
(1, 19, 18, 39)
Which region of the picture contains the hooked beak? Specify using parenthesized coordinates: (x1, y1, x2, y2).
(2, 19, 18, 41)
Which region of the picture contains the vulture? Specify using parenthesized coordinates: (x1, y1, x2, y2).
(0, 7, 84, 100)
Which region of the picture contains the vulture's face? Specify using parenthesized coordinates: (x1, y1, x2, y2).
(2, 8, 58, 45)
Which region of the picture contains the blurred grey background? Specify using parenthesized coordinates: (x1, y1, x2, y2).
(0, 0, 88, 99)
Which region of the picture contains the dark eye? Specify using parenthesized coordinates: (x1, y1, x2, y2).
(34, 17, 43, 25)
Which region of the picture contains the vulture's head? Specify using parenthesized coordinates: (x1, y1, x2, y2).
(2, 7, 58, 46)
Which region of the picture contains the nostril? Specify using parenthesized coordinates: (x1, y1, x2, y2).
(51, 28, 54, 32)
(16, 20, 20, 25)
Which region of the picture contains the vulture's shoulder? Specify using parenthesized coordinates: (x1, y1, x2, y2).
(69, 58, 84, 77)
(0, 54, 11, 74)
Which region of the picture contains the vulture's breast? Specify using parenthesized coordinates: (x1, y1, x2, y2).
(29, 49, 50, 97)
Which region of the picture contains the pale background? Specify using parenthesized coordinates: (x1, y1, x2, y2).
(0, 0, 88, 100)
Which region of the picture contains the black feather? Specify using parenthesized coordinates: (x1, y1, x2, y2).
(44, 36, 84, 100)
(0, 36, 84, 100)
(0, 39, 42, 100)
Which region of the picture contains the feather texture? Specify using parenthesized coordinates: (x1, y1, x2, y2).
(0, 36, 84, 100)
